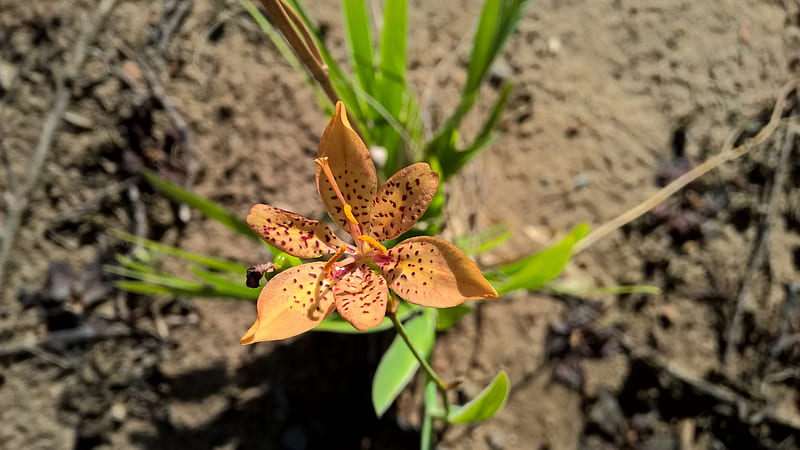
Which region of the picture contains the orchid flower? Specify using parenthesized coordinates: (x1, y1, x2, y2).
(240, 102, 497, 344)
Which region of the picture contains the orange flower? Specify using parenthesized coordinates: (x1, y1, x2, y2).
(240, 102, 497, 344)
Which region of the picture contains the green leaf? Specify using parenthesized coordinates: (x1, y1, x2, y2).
(189, 265, 259, 299)
(343, 0, 375, 96)
(106, 264, 206, 291)
(115, 254, 159, 275)
(492, 223, 589, 294)
(108, 258, 258, 301)
(142, 171, 263, 245)
(110, 230, 250, 273)
(377, 0, 407, 116)
(436, 303, 473, 331)
(447, 82, 512, 176)
(455, 223, 512, 257)
(372, 308, 437, 417)
(465, 0, 531, 93)
(425, 0, 531, 180)
(114, 281, 255, 300)
(549, 284, 662, 296)
(447, 371, 510, 423)
(421, 377, 437, 450)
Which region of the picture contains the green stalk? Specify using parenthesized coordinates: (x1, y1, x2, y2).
(387, 310, 451, 415)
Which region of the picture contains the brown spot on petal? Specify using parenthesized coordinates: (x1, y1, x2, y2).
(369, 163, 439, 241)
(381, 236, 497, 308)
(246, 205, 346, 258)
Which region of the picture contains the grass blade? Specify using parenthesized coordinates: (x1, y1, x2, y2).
(111, 230, 250, 273)
(143, 171, 258, 241)
(343, 0, 376, 96)
(377, 0, 407, 115)
(189, 265, 259, 299)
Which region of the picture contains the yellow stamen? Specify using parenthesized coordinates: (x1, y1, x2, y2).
(357, 235, 387, 255)
(314, 156, 362, 241)
(343, 204, 358, 225)
(323, 245, 348, 275)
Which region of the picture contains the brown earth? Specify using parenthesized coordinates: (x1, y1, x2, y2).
(2, 0, 800, 449)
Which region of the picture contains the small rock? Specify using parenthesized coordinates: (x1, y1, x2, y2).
(657, 305, 680, 327)
(63, 111, 94, 130)
(574, 174, 590, 189)
(0, 60, 17, 91)
(487, 432, 505, 450)
(489, 60, 512, 88)
(120, 59, 142, 83)
(110, 403, 127, 422)
(547, 36, 562, 55)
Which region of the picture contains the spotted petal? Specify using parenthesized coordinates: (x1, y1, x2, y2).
(240, 262, 336, 344)
(370, 162, 439, 241)
(379, 236, 498, 307)
(316, 101, 377, 234)
(333, 264, 388, 331)
(246, 204, 346, 258)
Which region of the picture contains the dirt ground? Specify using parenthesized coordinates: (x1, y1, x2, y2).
(2, 0, 800, 449)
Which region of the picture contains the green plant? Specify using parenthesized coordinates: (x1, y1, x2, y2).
(110, 2, 655, 448)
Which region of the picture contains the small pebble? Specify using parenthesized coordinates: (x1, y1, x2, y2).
(658, 304, 680, 327)
(487, 432, 505, 450)
(547, 36, 562, 55)
(574, 174, 590, 189)
(110, 403, 127, 422)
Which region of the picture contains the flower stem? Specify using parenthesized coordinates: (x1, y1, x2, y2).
(387, 310, 451, 415)
(259, 0, 367, 140)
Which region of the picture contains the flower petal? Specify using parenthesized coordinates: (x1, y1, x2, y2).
(379, 236, 498, 307)
(240, 262, 336, 344)
(316, 101, 377, 234)
(334, 264, 388, 331)
(246, 204, 346, 258)
(370, 162, 439, 241)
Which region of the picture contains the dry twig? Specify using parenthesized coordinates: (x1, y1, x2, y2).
(619, 334, 800, 434)
(575, 80, 797, 254)
(722, 124, 795, 375)
(0, 0, 119, 293)
(158, 0, 195, 54)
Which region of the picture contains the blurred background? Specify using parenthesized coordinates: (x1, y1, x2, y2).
(1, 0, 799, 448)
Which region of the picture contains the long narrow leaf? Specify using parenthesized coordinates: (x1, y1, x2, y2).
(465, 0, 502, 93)
(189, 266, 259, 299)
(143, 171, 259, 242)
(114, 281, 254, 299)
(421, 377, 438, 450)
(492, 223, 589, 294)
(343, 0, 376, 96)
(443, 82, 512, 177)
(105, 264, 207, 291)
(455, 223, 512, 257)
(111, 230, 250, 273)
(377, 0, 407, 115)
(436, 303, 473, 331)
(447, 371, 509, 423)
(115, 254, 159, 275)
(465, 0, 531, 93)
